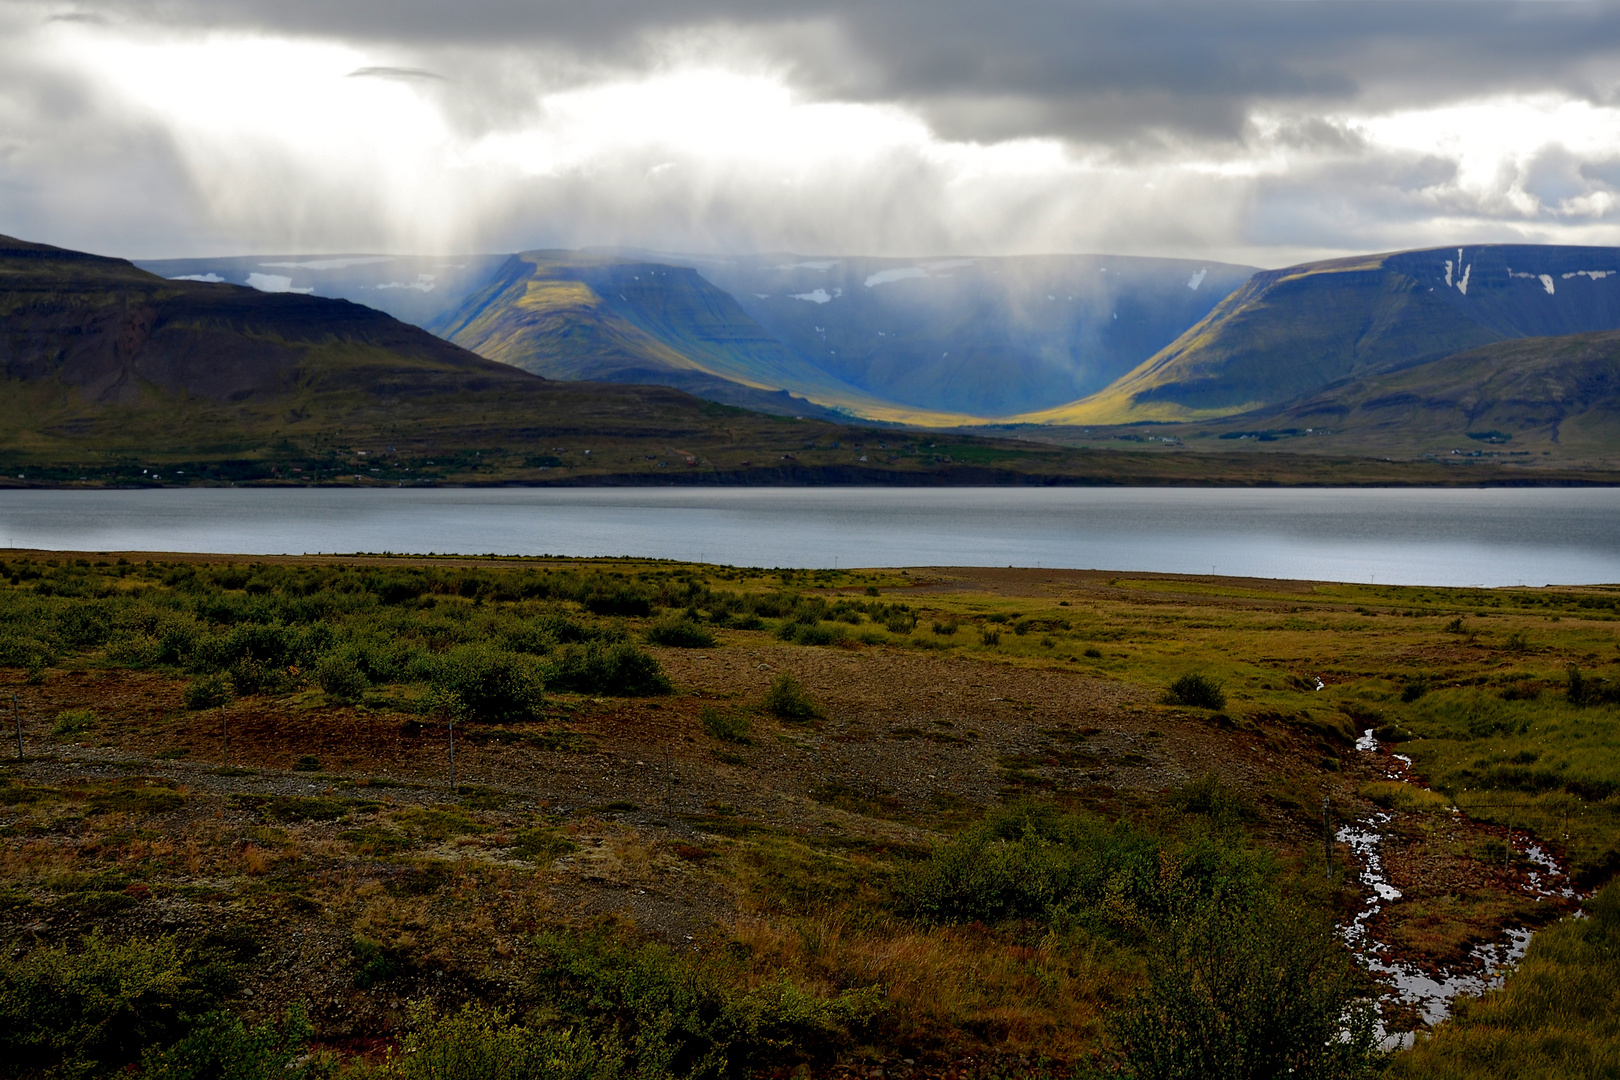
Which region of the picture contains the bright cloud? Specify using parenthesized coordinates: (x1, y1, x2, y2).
(5, 4, 1620, 263)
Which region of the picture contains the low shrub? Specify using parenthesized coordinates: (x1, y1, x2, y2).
(646, 618, 717, 649)
(1567, 664, 1620, 706)
(0, 632, 56, 670)
(898, 803, 1269, 928)
(760, 674, 821, 721)
(931, 621, 958, 636)
(1165, 673, 1227, 711)
(227, 657, 293, 697)
(546, 642, 671, 696)
(1166, 773, 1256, 826)
(699, 706, 752, 744)
(980, 628, 1001, 646)
(52, 708, 97, 736)
(361, 1003, 606, 1080)
(581, 585, 653, 618)
(140, 1006, 315, 1080)
(1108, 896, 1381, 1080)
(523, 931, 882, 1077)
(432, 645, 545, 721)
(883, 614, 914, 635)
(315, 649, 370, 703)
(775, 621, 844, 646)
(0, 931, 238, 1078)
(183, 674, 231, 710)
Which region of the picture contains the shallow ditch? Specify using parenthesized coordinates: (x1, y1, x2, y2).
(1341, 728, 1578, 1045)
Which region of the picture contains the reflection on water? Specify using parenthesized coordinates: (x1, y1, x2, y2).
(1, 486, 1618, 586)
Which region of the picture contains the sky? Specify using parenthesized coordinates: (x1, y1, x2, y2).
(5, 1, 1620, 266)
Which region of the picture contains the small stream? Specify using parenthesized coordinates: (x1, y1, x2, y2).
(1340, 729, 1578, 1043)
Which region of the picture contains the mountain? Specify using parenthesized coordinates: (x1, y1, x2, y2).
(623, 251, 1258, 417)
(0, 233, 890, 481)
(1026, 244, 1620, 425)
(17, 232, 1473, 487)
(133, 253, 511, 329)
(427, 252, 903, 422)
(1193, 329, 1620, 463)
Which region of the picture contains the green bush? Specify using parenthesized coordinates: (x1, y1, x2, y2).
(931, 621, 958, 636)
(1567, 664, 1620, 706)
(883, 614, 914, 635)
(546, 642, 671, 697)
(0, 931, 237, 1078)
(525, 931, 881, 1078)
(431, 646, 545, 722)
(315, 650, 370, 703)
(699, 706, 752, 744)
(183, 674, 232, 710)
(774, 621, 843, 646)
(139, 1006, 315, 1080)
(898, 803, 1264, 926)
(1165, 673, 1227, 710)
(363, 1002, 609, 1080)
(581, 585, 653, 618)
(979, 627, 1001, 646)
(52, 708, 97, 736)
(1108, 896, 1381, 1080)
(1166, 773, 1255, 827)
(760, 674, 821, 721)
(226, 657, 292, 698)
(646, 618, 717, 649)
(0, 631, 57, 670)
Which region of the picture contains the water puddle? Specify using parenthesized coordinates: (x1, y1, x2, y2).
(1340, 728, 1577, 1043)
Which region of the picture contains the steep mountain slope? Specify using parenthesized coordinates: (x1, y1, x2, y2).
(1027, 244, 1620, 424)
(429, 252, 902, 421)
(1218, 329, 1620, 461)
(635, 251, 1257, 417)
(133, 253, 510, 328)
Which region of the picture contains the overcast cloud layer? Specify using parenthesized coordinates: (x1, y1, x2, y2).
(5, 0, 1620, 265)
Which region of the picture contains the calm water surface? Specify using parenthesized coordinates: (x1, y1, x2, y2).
(1, 486, 1617, 587)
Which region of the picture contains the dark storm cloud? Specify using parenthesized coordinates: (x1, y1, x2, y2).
(59, 0, 1620, 145)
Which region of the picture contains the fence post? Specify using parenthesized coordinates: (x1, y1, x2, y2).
(1322, 796, 1333, 879)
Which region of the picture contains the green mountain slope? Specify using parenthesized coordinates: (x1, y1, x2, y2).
(1027, 244, 1620, 424)
(429, 253, 899, 421)
(1229, 329, 1620, 461)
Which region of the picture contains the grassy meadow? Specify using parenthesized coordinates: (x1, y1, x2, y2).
(0, 553, 1616, 1079)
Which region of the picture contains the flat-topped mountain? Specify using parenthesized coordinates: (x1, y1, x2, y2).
(1027, 244, 1620, 425)
(428, 252, 884, 421)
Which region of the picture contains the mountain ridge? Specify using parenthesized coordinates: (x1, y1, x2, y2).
(1024, 244, 1620, 425)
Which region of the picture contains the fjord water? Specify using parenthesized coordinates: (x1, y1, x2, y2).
(2, 487, 1618, 586)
